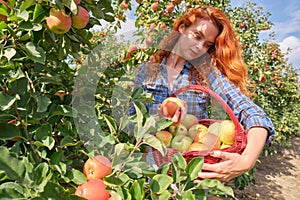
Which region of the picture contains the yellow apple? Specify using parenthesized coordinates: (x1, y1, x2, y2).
(207, 121, 221, 136)
(189, 142, 210, 151)
(219, 120, 235, 145)
(155, 130, 173, 147)
(188, 124, 208, 139)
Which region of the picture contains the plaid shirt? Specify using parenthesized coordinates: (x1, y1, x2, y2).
(130, 60, 274, 144)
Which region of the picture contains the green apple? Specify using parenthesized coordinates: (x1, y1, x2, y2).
(71, 6, 90, 29)
(171, 134, 193, 151)
(46, 8, 72, 34)
(219, 120, 235, 145)
(207, 121, 221, 136)
(181, 114, 199, 130)
(155, 130, 173, 147)
(188, 124, 208, 139)
(168, 124, 188, 136)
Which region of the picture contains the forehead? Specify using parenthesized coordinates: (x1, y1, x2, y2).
(188, 19, 219, 42)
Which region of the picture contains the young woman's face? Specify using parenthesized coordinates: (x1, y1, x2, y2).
(175, 18, 219, 60)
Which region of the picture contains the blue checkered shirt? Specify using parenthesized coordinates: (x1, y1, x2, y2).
(130, 60, 274, 144)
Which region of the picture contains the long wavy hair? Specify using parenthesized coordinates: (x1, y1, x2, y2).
(145, 6, 251, 96)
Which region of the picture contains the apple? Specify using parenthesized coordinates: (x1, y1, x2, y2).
(192, 128, 208, 144)
(219, 120, 235, 145)
(188, 124, 208, 139)
(120, 1, 129, 10)
(171, 134, 193, 151)
(168, 124, 188, 136)
(54, 90, 65, 101)
(151, 2, 159, 11)
(181, 114, 199, 129)
(0, 0, 10, 22)
(71, 6, 90, 29)
(46, 8, 72, 34)
(75, 178, 110, 200)
(166, 3, 175, 13)
(202, 133, 221, 150)
(74, 0, 81, 5)
(83, 155, 112, 180)
(220, 143, 232, 149)
(189, 142, 210, 151)
(155, 130, 173, 147)
(161, 97, 183, 121)
(207, 121, 221, 136)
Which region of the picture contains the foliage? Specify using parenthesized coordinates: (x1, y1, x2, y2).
(0, 0, 299, 198)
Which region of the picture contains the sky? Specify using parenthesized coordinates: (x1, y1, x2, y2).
(114, 0, 300, 72)
(231, 0, 300, 71)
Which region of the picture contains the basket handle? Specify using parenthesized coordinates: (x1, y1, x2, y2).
(171, 85, 244, 135)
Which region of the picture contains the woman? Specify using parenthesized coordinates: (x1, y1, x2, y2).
(130, 6, 274, 183)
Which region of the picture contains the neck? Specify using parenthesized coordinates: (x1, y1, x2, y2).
(166, 53, 185, 69)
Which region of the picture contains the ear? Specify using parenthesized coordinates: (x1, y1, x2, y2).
(178, 24, 186, 34)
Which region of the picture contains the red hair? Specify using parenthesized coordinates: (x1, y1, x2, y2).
(148, 6, 250, 96)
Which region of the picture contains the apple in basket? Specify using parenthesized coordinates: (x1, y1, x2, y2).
(171, 134, 193, 151)
(181, 114, 199, 129)
(219, 120, 236, 145)
(168, 124, 188, 136)
(189, 142, 211, 151)
(155, 130, 173, 147)
(188, 124, 208, 139)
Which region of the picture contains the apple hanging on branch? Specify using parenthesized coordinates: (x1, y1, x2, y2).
(71, 6, 90, 29)
(46, 8, 72, 34)
(83, 155, 113, 180)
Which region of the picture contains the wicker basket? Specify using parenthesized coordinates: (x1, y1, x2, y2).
(152, 85, 248, 165)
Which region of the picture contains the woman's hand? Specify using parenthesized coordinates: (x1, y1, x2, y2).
(157, 100, 188, 124)
(194, 151, 253, 183)
(194, 127, 268, 183)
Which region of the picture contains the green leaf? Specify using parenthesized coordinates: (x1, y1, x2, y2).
(50, 105, 77, 118)
(20, 0, 35, 12)
(37, 182, 71, 199)
(35, 123, 52, 140)
(36, 95, 51, 112)
(40, 136, 55, 150)
(0, 147, 25, 182)
(181, 190, 196, 200)
(25, 42, 46, 64)
(151, 190, 171, 200)
(0, 92, 20, 111)
(103, 114, 117, 135)
(9, 77, 28, 95)
(0, 182, 25, 199)
(186, 157, 204, 180)
(65, 169, 86, 185)
(143, 133, 166, 156)
(103, 172, 130, 187)
(34, 162, 49, 186)
(0, 123, 20, 140)
(129, 179, 145, 200)
(150, 174, 173, 194)
(195, 179, 234, 197)
(3, 48, 16, 61)
(50, 151, 63, 165)
(156, 162, 171, 175)
(33, 4, 46, 22)
(172, 153, 187, 170)
(155, 118, 173, 131)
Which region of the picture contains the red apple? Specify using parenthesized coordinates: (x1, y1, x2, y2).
(74, 0, 81, 5)
(161, 97, 183, 120)
(219, 120, 235, 145)
(155, 130, 173, 147)
(171, 134, 193, 151)
(71, 6, 90, 29)
(166, 3, 175, 13)
(83, 155, 112, 180)
(181, 114, 199, 130)
(0, 0, 10, 22)
(151, 2, 159, 11)
(46, 8, 72, 34)
(75, 178, 110, 200)
(120, 1, 128, 10)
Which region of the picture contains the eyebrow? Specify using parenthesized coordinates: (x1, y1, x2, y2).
(195, 30, 214, 45)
